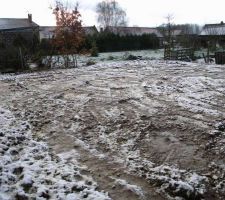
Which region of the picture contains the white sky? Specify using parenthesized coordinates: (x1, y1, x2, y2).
(0, 0, 225, 27)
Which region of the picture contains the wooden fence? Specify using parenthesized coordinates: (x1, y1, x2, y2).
(164, 47, 194, 61)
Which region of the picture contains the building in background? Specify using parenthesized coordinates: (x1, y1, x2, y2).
(0, 14, 39, 47)
(200, 22, 225, 47)
(39, 26, 98, 40)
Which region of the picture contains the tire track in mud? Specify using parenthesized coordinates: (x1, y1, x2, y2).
(3, 79, 165, 200)
(1, 60, 225, 199)
(3, 84, 164, 200)
(3, 83, 202, 200)
(47, 132, 165, 200)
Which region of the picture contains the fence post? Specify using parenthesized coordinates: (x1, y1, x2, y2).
(19, 47, 24, 70)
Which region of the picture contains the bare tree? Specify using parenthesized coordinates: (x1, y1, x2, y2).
(175, 24, 202, 48)
(96, 0, 127, 29)
(165, 14, 175, 49)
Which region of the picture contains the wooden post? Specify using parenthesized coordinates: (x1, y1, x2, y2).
(19, 47, 24, 69)
(207, 41, 210, 63)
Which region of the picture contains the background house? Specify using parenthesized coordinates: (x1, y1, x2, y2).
(200, 22, 225, 48)
(83, 26, 99, 36)
(0, 14, 39, 48)
(39, 26, 98, 40)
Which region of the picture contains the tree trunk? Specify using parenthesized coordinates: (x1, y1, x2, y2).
(72, 54, 78, 68)
(63, 55, 69, 68)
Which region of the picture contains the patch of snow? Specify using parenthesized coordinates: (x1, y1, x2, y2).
(1, 58, 225, 199)
(0, 107, 110, 200)
(111, 177, 145, 199)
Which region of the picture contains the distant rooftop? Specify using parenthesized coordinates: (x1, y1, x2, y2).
(39, 26, 98, 39)
(200, 21, 225, 36)
(83, 26, 98, 35)
(0, 15, 38, 31)
(173, 29, 183, 36)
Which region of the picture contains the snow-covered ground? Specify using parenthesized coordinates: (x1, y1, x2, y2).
(79, 49, 164, 63)
(1, 59, 225, 200)
(0, 107, 110, 200)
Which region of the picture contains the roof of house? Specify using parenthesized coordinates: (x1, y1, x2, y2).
(39, 26, 56, 39)
(39, 26, 98, 39)
(105, 26, 163, 37)
(83, 26, 98, 35)
(0, 18, 38, 31)
(200, 22, 225, 36)
(173, 29, 183, 36)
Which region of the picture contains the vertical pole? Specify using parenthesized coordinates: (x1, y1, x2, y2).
(19, 47, 24, 69)
(207, 41, 210, 63)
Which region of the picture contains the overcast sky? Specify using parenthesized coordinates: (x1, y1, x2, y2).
(0, 0, 224, 27)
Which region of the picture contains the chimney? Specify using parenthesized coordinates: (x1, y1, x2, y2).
(28, 14, 32, 23)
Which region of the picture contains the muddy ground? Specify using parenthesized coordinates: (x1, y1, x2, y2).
(1, 60, 225, 199)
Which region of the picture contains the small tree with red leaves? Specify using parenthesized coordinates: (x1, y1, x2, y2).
(52, 1, 85, 68)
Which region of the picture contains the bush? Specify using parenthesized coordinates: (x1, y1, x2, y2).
(107, 55, 115, 60)
(124, 54, 142, 60)
(86, 60, 96, 66)
(90, 41, 99, 57)
(40, 39, 54, 56)
(84, 32, 160, 53)
(0, 47, 24, 72)
(0, 33, 42, 73)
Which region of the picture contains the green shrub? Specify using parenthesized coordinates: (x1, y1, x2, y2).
(90, 41, 99, 57)
(84, 32, 160, 53)
(0, 47, 24, 72)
